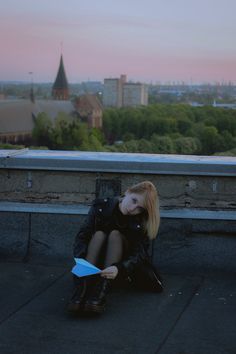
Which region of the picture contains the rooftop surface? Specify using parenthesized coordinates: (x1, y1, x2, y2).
(1, 259, 235, 354)
(0, 150, 235, 353)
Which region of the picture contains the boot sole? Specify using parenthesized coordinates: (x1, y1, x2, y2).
(84, 303, 105, 314)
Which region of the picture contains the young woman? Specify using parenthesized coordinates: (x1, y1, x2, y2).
(67, 180, 162, 315)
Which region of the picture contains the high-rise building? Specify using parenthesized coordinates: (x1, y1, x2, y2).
(123, 83, 148, 107)
(103, 75, 126, 108)
(103, 75, 148, 107)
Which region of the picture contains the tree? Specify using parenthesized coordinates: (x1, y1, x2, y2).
(174, 137, 201, 155)
(117, 140, 139, 153)
(51, 115, 72, 149)
(70, 121, 89, 149)
(219, 131, 236, 152)
(151, 135, 175, 154)
(138, 139, 153, 153)
(198, 126, 221, 154)
(176, 118, 193, 135)
(87, 133, 105, 151)
(32, 113, 52, 148)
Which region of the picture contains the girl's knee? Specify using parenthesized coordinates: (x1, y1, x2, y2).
(92, 230, 107, 241)
(108, 229, 123, 240)
(109, 230, 128, 251)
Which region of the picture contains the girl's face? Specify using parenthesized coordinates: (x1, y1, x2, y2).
(119, 192, 145, 216)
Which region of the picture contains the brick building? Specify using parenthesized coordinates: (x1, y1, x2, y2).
(74, 94, 103, 129)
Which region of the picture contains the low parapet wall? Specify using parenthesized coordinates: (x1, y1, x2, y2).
(0, 149, 235, 209)
(0, 149, 235, 272)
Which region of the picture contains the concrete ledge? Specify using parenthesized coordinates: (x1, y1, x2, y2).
(0, 149, 236, 176)
(0, 201, 235, 220)
(0, 201, 89, 215)
(162, 208, 236, 220)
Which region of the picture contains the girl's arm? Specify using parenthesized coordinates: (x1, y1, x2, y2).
(114, 236, 150, 276)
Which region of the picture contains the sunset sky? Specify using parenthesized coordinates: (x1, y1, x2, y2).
(1, 0, 236, 84)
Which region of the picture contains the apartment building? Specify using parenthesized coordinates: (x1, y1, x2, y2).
(103, 75, 148, 108)
(123, 82, 148, 107)
(103, 75, 126, 108)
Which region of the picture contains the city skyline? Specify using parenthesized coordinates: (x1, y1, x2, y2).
(1, 0, 236, 84)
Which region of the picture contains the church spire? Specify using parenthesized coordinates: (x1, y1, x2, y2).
(52, 55, 69, 100)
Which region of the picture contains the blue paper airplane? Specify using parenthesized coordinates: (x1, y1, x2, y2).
(71, 258, 101, 277)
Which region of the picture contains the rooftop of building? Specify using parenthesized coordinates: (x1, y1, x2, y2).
(0, 149, 235, 354)
(0, 99, 75, 133)
(1, 259, 235, 354)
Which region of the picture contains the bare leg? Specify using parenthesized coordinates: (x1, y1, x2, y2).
(104, 229, 127, 267)
(83, 230, 127, 314)
(86, 231, 107, 266)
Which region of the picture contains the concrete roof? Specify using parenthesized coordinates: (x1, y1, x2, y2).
(0, 258, 235, 354)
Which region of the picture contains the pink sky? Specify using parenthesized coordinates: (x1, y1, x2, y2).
(1, 0, 236, 84)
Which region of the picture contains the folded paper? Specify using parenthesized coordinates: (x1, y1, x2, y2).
(71, 258, 101, 277)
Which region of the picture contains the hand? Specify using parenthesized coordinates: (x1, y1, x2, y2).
(101, 266, 118, 280)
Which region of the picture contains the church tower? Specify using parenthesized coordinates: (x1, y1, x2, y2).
(52, 55, 69, 100)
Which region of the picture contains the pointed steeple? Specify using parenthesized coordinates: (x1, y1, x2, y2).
(52, 55, 69, 100)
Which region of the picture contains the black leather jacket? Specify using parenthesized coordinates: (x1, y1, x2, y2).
(73, 197, 151, 276)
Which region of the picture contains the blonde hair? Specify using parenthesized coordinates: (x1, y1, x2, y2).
(126, 181, 160, 240)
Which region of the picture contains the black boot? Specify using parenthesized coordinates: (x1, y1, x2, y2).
(84, 278, 111, 314)
(66, 277, 87, 314)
